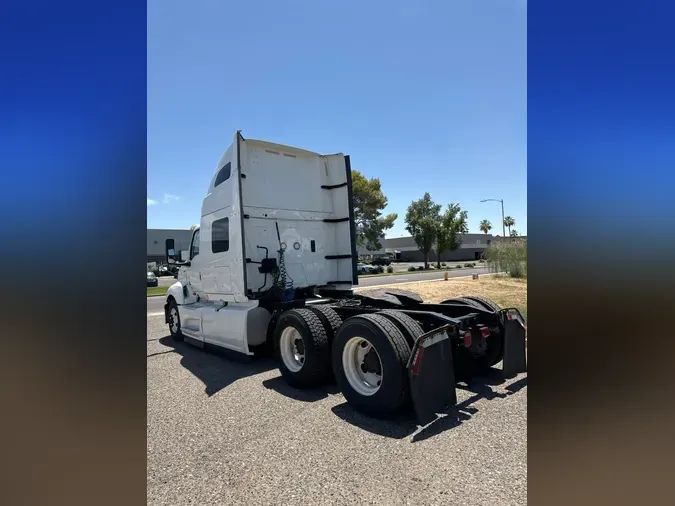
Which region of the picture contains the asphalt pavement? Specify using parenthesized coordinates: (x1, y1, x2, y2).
(147, 315, 527, 505)
(147, 267, 491, 314)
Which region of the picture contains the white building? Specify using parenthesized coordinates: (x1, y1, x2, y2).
(147, 229, 193, 263)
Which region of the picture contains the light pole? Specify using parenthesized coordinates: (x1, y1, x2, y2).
(481, 199, 505, 238)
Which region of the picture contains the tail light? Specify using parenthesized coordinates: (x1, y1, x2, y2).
(463, 331, 472, 347)
(480, 326, 490, 338)
(411, 347, 425, 375)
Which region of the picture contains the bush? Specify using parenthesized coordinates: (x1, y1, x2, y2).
(375, 266, 384, 274)
(408, 266, 417, 272)
(455, 265, 462, 269)
(386, 266, 394, 273)
(484, 239, 527, 278)
(478, 258, 485, 263)
(428, 265, 435, 270)
(417, 266, 424, 271)
(441, 262, 447, 267)
(463, 263, 472, 268)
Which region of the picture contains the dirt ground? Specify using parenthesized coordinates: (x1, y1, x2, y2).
(361, 275, 528, 319)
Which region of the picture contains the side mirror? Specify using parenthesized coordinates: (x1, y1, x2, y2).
(165, 239, 176, 264)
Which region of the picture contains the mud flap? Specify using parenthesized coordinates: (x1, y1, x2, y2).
(501, 309, 527, 378)
(408, 325, 457, 425)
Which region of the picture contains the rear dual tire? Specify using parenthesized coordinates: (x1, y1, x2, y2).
(273, 309, 332, 388)
(332, 313, 412, 417)
(461, 296, 505, 368)
(275, 308, 419, 417)
(441, 296, 505, 374)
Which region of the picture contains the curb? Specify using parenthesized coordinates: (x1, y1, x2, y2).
(354, 272, 504, 291)
(360, 266, 488, 278)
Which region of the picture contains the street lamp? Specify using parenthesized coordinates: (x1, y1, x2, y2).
(481, 199, 505, 238)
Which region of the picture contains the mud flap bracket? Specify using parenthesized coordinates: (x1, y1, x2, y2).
(408, 324, 457, 425)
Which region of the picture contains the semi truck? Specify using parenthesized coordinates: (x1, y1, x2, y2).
(164, 132, 526, 423)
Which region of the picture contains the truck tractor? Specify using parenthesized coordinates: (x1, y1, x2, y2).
(164, 132, 526, 423)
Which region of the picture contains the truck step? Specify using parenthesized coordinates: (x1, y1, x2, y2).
(325, 254, 352, 260)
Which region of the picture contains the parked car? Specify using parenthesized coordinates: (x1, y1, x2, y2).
(357, 263, 376, 274)
(147, 271, 159, 287)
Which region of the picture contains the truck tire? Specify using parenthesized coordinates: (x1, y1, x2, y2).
(440, 297, 504, 374)
(377, 310, 423, 348)
(274, 309, 331, 388)
(332, 314, 412, 416)
(307, 305, 343, 342)
(457, 296, 505, 368)
(440, 297, 483, 309)
(167, 299, 184, 342)
(463, 296, 501, 313)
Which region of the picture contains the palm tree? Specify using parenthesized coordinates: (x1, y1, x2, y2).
(510, 229, 519, 237)
(479, 219, 492, 234)
(503, 216, 515, 235)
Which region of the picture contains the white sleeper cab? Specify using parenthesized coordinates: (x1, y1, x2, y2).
(164, 132, 526, 423)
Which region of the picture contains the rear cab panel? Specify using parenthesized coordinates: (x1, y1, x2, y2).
(239, 137, 354, 296)
(195, 132, 355, 303)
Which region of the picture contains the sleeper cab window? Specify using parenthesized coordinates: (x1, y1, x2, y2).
(190, 229, 200, 259)
(214, 162, 231, 187)
(212, 218, 229, 253)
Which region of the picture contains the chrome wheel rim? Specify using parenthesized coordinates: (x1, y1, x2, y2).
(342, 337, 382, 396)
(280, 327, 305, 372)
(170, 307, 179, 333)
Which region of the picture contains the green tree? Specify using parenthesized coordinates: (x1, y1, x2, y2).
(510, 229, 519, 237)
(479, 219, 492, 234)
(352, 170, 397, 250)
(405, 193, 441, 269)
(503, 216, 515, 235)
(435, 203, 468, 268)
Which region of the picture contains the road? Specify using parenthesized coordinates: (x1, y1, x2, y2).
(359, 266, 490, 287)
(147, 266, 491, 314)
(147, 315, 527, 505)
(387, 261, 482, 272)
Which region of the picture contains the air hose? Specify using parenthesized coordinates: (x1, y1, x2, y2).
(275, 222, 295, 301)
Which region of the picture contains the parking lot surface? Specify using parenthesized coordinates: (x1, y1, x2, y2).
(147, 316, 527, 506)
(157, 276, 176, 287)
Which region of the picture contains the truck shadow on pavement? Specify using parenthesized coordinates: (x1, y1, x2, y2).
(157, 336, 277, 396)
(331, 369, 527, 442)
(153, 337, 527, 441)
(262, 376, 341, 402)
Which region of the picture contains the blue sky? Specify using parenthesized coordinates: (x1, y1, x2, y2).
(148, 0, 526, 237)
